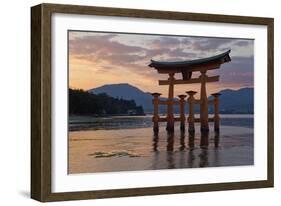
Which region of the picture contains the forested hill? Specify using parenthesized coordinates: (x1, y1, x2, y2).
(69, 88, 145, 116)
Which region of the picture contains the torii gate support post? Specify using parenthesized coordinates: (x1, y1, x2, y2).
(212, 93, 221, 132)
(186, 91, 197, 133)
(200, 131, 209, 149)
(151, 93, 161, 133)
(166, 73, 175, 132)
(178, 94, 187, 131)
(214, 131, 220, 148)
(199, 70, 209, 132)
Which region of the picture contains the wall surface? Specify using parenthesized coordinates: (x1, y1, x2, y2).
(0, 0, 280, 205)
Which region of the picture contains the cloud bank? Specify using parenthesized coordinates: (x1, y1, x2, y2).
(69, 31, 254, 96)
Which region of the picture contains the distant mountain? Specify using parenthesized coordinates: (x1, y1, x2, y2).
(89, 83, 254, 114)
(211, 87, 254, 114)
(89, 83, 154, 112)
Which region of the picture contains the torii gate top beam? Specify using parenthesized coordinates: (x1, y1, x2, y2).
(149, 50, 231, 78)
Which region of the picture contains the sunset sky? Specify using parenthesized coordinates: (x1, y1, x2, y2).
(69, 31, 254, 97)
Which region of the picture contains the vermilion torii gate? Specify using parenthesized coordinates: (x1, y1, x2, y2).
(149, 50, 231, 132)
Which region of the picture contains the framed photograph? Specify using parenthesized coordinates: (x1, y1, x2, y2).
(31, 3, 274, 202)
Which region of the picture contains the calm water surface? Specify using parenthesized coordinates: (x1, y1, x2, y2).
(68, 114, 254, 174)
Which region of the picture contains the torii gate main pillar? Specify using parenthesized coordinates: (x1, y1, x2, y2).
(166, 73, 175, 131)
(200, 70, 209, 132)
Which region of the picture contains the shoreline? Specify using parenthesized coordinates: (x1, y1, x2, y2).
(69, 114, 254, 131)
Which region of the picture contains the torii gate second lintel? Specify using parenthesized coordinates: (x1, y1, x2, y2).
(149, 50, 231, 132)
